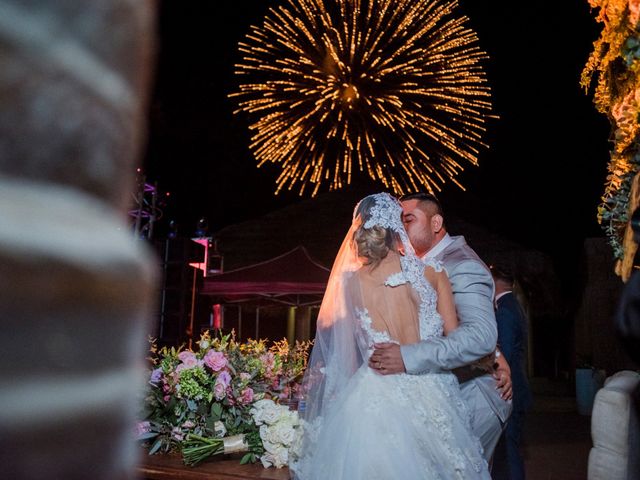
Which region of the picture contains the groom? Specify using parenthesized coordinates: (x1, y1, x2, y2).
(369, 192, 513, 460)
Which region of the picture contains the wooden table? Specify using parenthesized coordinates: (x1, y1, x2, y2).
(137, 451, 291, 480)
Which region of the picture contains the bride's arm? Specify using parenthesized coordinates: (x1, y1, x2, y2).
(424, 266, 458, 335)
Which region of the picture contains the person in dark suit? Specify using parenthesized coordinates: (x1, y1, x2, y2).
(490, 265, 533, 480)
(615, 207, 640, 365)
(616, 271, 640, 364)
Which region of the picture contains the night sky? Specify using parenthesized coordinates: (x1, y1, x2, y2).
(143, 0, 610, 276)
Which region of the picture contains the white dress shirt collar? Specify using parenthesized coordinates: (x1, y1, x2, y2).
(421, 233, 454, 261)
(495, 290, 512, 304)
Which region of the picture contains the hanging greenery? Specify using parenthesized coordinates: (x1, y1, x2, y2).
(582, 0, 640, 278)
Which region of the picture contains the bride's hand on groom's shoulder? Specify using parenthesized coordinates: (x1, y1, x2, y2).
(369, 343, 406, 375)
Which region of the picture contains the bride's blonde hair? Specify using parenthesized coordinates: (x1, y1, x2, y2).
(354, 225, 391, 266)
(353, 197, 400, 267)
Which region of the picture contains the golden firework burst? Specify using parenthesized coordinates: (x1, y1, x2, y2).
(231, 0, 493, 196)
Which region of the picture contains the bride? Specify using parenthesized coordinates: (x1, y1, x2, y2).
(291, 193, 489, 479)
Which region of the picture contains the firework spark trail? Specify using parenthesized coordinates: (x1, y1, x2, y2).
(232, 0, 493, 196)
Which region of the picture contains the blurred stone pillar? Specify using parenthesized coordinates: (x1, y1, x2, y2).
(295, 306, 312, 342)
(0, 1, 157, 479)
(287, 306, 296, 344)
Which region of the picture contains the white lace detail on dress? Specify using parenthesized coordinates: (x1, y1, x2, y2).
(355, 307, 395, 356)
(424, 258, 444, 273)
(398, 254, 443, 340)
(393, 373, 486, 477)
(384, 271, 408, 287)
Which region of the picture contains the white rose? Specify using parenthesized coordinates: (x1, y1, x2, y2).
(273, 445, 289, 467)
(250, 398, 274, 426)
(276, 406, 298, 424)
(213, 420, 227, 437)
(250, 407, 264, 426)
(289, 427, 304, 459)
(261, 438, 279, 454)
(272, 419, 297, 446)
(272, 454, 287, 468)
(260, 402, 282, 426)
(261, 422, 293, 446)
(252, 399, 274, 410)
(261, 444, 288, 468)
(260, 425, 279, 445)
(260, 453, 275, 468)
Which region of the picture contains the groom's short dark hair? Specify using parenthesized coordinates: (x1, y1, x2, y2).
(400, 192, 444, 218)
(490, 264, 514, 286)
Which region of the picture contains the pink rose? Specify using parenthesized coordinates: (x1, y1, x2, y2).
(177, 351, 199, 370)
(213, 381, 226, 400)
(239, 388, 254, 405)
(240, 372, 251, 381)
(213, 371, 231, 400)
(178, 350, 196, 363)
(204, 350, 228, 372)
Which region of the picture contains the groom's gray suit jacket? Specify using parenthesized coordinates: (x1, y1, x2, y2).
(401, 236, 512, 436)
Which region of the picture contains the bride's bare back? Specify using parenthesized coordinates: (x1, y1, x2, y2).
(353, 250, 458, 345)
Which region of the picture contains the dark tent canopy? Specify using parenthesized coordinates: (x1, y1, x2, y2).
(201, 246, 330, 306)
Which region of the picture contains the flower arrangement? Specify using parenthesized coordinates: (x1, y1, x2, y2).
(582, 0, 640, 277)
(139, 331, 311, 467)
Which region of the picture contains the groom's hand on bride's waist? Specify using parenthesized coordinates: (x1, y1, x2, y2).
(369, 343, 406, 374)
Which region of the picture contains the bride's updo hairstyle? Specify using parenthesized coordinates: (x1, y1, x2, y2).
(353, 196, 400, 268)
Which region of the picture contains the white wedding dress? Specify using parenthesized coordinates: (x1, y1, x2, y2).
(291, 194, 489, 480)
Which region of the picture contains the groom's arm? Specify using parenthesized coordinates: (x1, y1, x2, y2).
(400, 260, 497, 373)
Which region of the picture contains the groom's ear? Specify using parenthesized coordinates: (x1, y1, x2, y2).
(431, 214, 443, 233)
